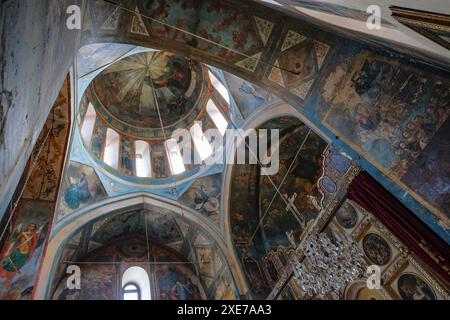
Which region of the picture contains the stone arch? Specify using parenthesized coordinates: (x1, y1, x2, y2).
(34, 192, 248, 299)
(220, 100, 330, 298)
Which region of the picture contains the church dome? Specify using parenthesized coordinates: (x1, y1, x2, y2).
(77, 50, 230, 182)
(90, 51, 208, 140)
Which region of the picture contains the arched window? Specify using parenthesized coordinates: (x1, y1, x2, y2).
(206, 99, 228, 136)
(208, 70, 230, 104)
(122, 283, 141, 301)
(190, 123, 213, 161)
(80, 103, 96, 145)
(122, 266, 151, 300)
(165, 138, 186, 175)
(104, 129, 120, 169)
(135, 140, 152, 178)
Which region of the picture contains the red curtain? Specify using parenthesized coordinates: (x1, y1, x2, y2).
(347, 171, 450, 284)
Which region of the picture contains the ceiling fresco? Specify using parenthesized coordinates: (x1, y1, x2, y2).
(49, 208, 239, 300)
(229, 116, 328, 298)
(92, 51, 206, 132)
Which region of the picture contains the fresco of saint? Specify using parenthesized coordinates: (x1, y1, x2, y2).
(0, 223, 43, 286)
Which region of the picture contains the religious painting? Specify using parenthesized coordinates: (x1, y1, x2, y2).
(259, 127, 327, 249)
(0, 200, 53, 300)
(324, 53, 450, 179)
(58, 161, 108, 218)
(335, 200, 358, 229)
(152, 143, 170, 179)
(401, 118, 450, 220)
(119, 136, 135, 176)
(155, 264, 204, 300)
(90, 117, 107, 159)
(224, 72, 274, 118)
(55, 264, 115, 300)
(92, 51, 204, 130)
(397, 274, 436, 300)
(138, 0, 263, 61)
(362, 233, 392, 266)
(91, 211, 145, 244)
(229, 164, 260, 245)
(179, 174, 222, 225)
(77, 265, 115, 300)
(22, 79, 70, 202)
(145, 211, 183, 244)
(319, 57, 353, 114)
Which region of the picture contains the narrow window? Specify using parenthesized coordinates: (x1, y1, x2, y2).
(190, 123, 213, 161)
(208, 70, 230, 104)
(165, 138, 186, 175)
(135, 140, 152, 178)
(206, 99, 228, 136)
(104, 129, 120, 169)
(123, 284, 140, 301)
(80, 103, 96, 145)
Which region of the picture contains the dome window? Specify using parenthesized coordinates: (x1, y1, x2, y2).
(206, 99, 228, 136)
(135, 140, 152, 178)
(80, 103, 96, 145)
(104, 129, 120, 169)
(208, 70, 230, 104)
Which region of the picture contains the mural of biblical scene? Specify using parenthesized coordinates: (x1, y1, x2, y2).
(318, 56, 353, 114)
(0, 76, 70, 300)
(58, 161, 108, 218)
(325, 53, 450, 178)
(230, 117, 327, 299)
(401, 118, 450, 221)
(179, 174, 222, 225)
(324, 53, 450, 223)
(52, 233, 208, 300)
(230, 163, 272, 299)
(145, 211, 183, 244)
(259, 127, 327, 250)
(119, 136, 135, 176)
(152, 243, 205, 300)
(90, 210, 146, 244)
(224, 72, 274, 118)
(22, 78, 70, 202)
(92, 51, 204, 131)
(0, 200, 53, 300)
(53, 241, 136, 300)
(90, 117, 107, 159)
(152, 143, 170, 179)
(397, 274, 436, 300)
(138, 0, 263, 61)
(155, 263, 205, 300)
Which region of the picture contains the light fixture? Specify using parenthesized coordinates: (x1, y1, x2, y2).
(293, 233, 366, 298)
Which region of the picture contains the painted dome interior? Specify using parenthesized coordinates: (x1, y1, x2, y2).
(92, 51, 205, 132)
(77, 50, 231, 182)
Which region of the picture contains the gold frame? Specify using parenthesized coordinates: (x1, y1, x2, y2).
(390, 6, 450, 50)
